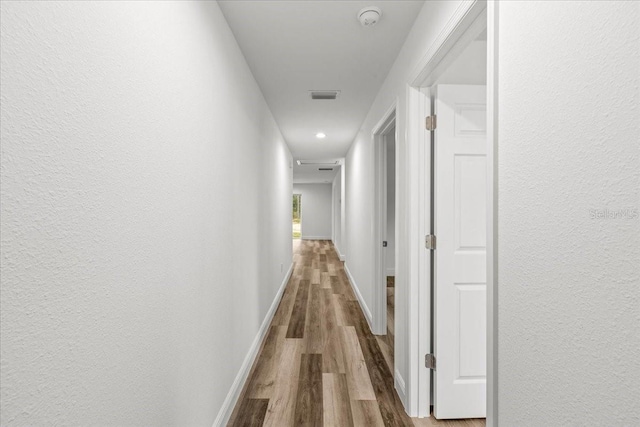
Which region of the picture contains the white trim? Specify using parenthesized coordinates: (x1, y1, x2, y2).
(372, 102, 398, 139)
(301, 236, 332, 240)
(333, 241, 346, 262)
(395, 369, 408, 409)
(405, 0, 488, 418)
(386, 268, 395, 277)
(371, 102, 397, 336)
(409, 0, 483, 87)
(418, 86, 432, 418)
(486, 1, 499, 425)
(212, 263, 294, 427)
(405, 84, 431, 417)
(344, 262, 374, 332)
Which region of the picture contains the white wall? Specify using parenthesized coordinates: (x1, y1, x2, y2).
(332, 167, 345, 258)
(293, 184, 333, 240)
(344, 0, 466, 413)
(386, 130, 396, 276)
(497, 2, 639, 425)
(341, 164, 347, 258)
(0, 2, 292, 425)
(436, 40, 487, 85)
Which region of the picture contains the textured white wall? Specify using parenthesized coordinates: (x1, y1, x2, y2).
(497, 2, 639, 425)
(340, 164, 347, 258)
(332, 168, 344, 257)
(0, 2, 292, 425)
(344, 0, 465, 413)
(436, 40, 487, 85)
(293, 184, 333, 240)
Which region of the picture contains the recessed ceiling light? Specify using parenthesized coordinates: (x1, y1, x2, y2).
(316, 132, 326, 139)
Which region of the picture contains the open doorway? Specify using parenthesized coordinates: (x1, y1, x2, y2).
(416, 7, 488, 422)
(372, 107, 396, 343)
(380, 125, 397, 374)
(292, 193, 301, 240)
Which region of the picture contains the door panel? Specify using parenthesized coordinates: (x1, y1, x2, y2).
(433, 84, 487, 419)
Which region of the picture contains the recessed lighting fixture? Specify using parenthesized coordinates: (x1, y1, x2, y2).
(316, 132, 326, 139)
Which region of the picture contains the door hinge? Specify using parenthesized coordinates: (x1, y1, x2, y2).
(425, 354, 436, 370)
(425, 115, 437, 131)
(425, 234, 436, 250)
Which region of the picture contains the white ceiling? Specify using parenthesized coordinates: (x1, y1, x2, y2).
(218, 1, 424, 182)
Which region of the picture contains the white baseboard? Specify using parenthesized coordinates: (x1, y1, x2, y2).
(395, 368, 407, 410)
(386, 268, 395, 277)
(212, 262, 294, 427)
(302, 235, 332, 240)
(343, 263, 373, 332)
(332, 241, 346, 261)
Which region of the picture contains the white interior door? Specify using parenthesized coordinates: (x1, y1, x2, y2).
(433, 84, 487, 419)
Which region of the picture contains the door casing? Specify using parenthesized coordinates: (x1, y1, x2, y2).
(371, 104, 397, 336)
(402, 0, 497, 422)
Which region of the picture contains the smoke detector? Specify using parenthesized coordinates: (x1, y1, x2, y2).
(358, 6, 381, 27)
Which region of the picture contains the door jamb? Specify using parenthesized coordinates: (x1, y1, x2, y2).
(486, 2, 499, 425)
(372, 103, 396, 336)
(405, 85, 431, 417)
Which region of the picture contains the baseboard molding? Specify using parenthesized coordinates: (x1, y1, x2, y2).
(386, 268, 395, 277)
(395, 368, 407, 410)
(332, 241, 346, 262)
(302, 235, 332, 240)
(343, 263, 374, 332)
(212, 262, 294, 427)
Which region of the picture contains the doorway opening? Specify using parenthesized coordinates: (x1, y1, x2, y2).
(381, 124, 396, 375)
(372, 106, 397, 342)
(292, 193, 301, 240)
(410, 4, 489, 422)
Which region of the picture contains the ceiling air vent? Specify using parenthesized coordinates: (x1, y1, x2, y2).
(318, 168, 334, 171)
(310, 90, 340, 100)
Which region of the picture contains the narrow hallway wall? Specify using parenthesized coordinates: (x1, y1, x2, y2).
(343, 0, 467, 414)
(332, 169, 345, 259)
(0, 2, 292, 425)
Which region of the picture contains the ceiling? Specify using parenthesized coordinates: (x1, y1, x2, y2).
(218, 1, 425, 182)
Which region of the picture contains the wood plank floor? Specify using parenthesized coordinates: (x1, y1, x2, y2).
(228, 240, 485, 427)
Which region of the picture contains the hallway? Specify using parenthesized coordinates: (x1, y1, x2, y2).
(229, 240, 485, 427)
(2, 1, 638, 425)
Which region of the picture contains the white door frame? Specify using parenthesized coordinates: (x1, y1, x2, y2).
(404, 0, 497, 421)
(405, 84, 431, 417)
(371, 103, 396, 336)
(486, 2, 499, 424)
